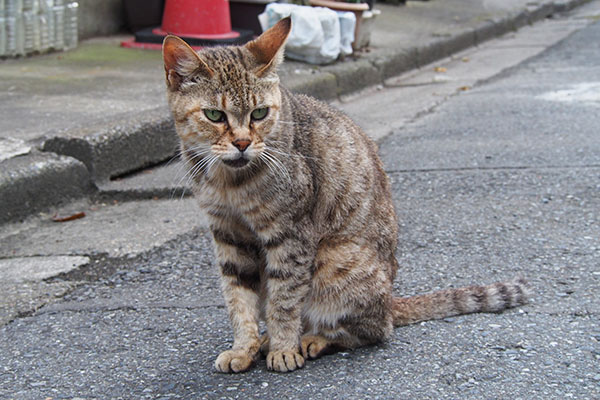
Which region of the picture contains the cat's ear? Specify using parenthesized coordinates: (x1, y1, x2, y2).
(162, 35, 214, 90)
(245, 16, 292, 77)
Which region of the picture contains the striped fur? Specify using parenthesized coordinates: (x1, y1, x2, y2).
(162, 18, 530, 374)
(392, 278, 531, 326)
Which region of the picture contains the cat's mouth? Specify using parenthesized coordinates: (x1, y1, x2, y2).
(222, 157, 250, 168)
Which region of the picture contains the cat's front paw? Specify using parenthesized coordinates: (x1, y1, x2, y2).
(266, 350, 305, 372)
(215, 349, 254, 373)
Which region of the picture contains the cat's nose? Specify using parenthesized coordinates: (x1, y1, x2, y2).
(232, 139, 251, 152)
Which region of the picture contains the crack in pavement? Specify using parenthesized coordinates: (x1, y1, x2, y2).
(385, 164, 600, 174)
(37, 301, 226, 315)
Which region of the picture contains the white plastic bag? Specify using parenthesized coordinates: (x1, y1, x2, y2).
(337, 10, 355, 57)
(258, 3, 355, 65)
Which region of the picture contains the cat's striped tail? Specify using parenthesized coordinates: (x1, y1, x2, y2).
(392, 277, 531, 326)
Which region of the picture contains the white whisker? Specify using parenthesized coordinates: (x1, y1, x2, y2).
(265, 146, 319, 162)
(204, 155, 221, 178)
(178, 159, 206, 199)
(263, 149, 292, 184)
(172, 152, 217, 200)
(172, 147, 211, 184)
(259, 152, 280, 180)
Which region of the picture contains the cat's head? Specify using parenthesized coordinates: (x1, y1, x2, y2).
(162, 17, 291, 171)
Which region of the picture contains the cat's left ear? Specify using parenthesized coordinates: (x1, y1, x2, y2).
(245, 16, 292, 77)
(162, 35, 214, 90)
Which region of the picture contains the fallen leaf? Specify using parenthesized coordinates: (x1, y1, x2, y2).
(459, 86, 471, 91)
(434, 66, 447, 73)
(52, 211, 86, 222)
(462, 57, 470, 62)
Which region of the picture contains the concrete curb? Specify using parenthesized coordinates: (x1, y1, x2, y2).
(326, 0, 587, 89)
(0, 0, 590, 224)
(42, 109, 179, 182)
(0, 153, 94, 224)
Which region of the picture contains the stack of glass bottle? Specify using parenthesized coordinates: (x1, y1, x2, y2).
(1, 0, 78, 57)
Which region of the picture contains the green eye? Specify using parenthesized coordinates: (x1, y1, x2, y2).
(251, 107, 268, 121)
(204, 109, 225, 122)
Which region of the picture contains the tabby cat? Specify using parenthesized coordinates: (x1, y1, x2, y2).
(162, 17, 530, 373)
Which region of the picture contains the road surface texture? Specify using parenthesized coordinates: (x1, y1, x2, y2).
(1, 11, 599, 400)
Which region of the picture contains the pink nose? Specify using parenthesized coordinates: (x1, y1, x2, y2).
(233, 139, 251, 152)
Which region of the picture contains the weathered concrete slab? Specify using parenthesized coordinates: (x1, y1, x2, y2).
(0, 256, 90, 282)
(0, 138, 31, 162)
(0, 256, 89, 325)
(0, 198, 207, 259)
(0, 281, 77, 326)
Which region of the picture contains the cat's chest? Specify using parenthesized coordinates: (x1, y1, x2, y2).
(196, 176, 277, 223)
(198, 181, 262, 213)
(197, 175, 302, 244)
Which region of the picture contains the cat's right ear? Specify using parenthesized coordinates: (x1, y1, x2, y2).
(245, 16, 292, 77)
(162, 36, 214, 90)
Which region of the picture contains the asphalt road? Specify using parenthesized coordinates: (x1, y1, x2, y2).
(1, 20, 599, 400)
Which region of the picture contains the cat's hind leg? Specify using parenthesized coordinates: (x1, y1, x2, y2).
(301, 281, 395, 361)
(300, 334, 343, 359)
(300, 315, 390, 360)
(303, 241, 395, 360)
(260, 332, 346, 360)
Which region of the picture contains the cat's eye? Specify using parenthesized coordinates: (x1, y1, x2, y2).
(251, 107, 269, 121)
(204, 109, 226, 123)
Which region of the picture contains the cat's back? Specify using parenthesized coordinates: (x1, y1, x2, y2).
(280, 88, 398, 270)
(283, 88, 368, 146)
(282, 86, 390, 196)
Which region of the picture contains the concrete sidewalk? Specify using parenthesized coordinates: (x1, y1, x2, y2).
(0, 0, 590, 224)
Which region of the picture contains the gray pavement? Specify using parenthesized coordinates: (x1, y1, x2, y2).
(1, 0, 598, 330)
(0, 0, 590, 223)
(1, 3, 599, 398)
